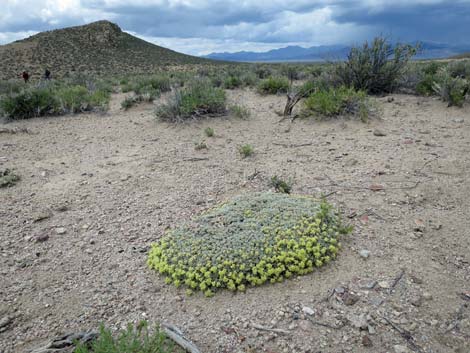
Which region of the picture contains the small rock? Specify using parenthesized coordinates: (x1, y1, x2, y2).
(453, 118, 464, 123)
(335, 287, 346, 294)
(349, 313, 368, 330)
(367, 325, 376, 334)
(56, 205, 69, 212)
(35, 234, 49, 243)
(378, 281, 391, 289)
(410, 295, 423, 307)
(369, 184, 384, 192)
(33, 211, 52, 222)
(55, 227, 67, 235)
(387, 97, 394, 103)
(343, 292, 360, 306)
(413, 219, 425, 232)
(288, 323, 297, 330)
(394, 345, 412, 353)
(359, 280, 377, 290)
(298, 320, 310, 332)
(359, 249, 370, 259)
(373, 129, 387, 137)
(302, 307, 315, 316)
(362, 335, 373, 347)
(0, 316, 12, 329)
(422, 292, 433, 301)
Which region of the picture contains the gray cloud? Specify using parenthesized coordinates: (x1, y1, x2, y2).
(0, 0, 469, 55)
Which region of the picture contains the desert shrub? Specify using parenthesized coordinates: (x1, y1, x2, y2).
(304, 86, 371, 122)
(224, 76, 242, 89)
(229, 104, 251, 119)
(239, 144, 254, 158)
(240, 72, 258, 87)
(148, 192, 352, 296)
(0, 80, 23, 96)
(156, 81, 226, 122)
(415, 73, 436, 96)
(75, 321, 181, 353)
(121, 96, 136, 110)
(335, 37, 418, 94)
(0, 169, 20, 188)
(204, 127, 214, 137)
(254, 65, 272, 79)
(0, 88, 59, 119)
(447, 60, 470, 79)
(0, 83, 110, 119)
(194, 141, 208, 150)
(258, 77, 290, 95)
(432, 67, 469, 107)
(270, 176, 293, 194)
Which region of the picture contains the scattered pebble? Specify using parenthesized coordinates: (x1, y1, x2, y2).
(359, 249, 370, 259)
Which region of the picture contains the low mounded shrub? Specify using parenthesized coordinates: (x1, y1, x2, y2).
(0, 169, 20, 188)
(229, 104, 251, 119)
(156, 81, 226, 122)
(270, 175, 293, 194)
(148, 192, 352, 296)
(239, 144, 254, 157)
(303, 86, 371, 121)
(258, 77, 290, 95)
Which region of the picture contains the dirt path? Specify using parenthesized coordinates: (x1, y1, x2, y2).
(0, 90, 469, 353)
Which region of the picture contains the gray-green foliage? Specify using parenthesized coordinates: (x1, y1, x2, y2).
(75, 321, 182, 353)
(335, 37, 418, 94)
(156, 80, 226, 122)
(258, 76, 290, 95)
(0, 79, 110, 119)
(0, 169, 20, 188)
(432, 66, 469, 107)
(148, 192, 351, 296)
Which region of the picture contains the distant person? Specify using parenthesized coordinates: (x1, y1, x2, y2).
(22, 71, 29, 83)
(44, 69, 51, 80)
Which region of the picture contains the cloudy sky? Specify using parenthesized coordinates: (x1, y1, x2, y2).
(1, 0, 469, 55)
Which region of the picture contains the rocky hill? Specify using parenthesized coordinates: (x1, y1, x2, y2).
(0, 20, 209, 80)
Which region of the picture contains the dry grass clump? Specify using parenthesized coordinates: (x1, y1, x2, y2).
(148, 193, 352, 297)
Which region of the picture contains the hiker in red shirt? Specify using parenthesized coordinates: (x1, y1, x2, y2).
(22, 71, 30, 83)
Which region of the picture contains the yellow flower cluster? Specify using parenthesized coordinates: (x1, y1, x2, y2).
(148, 192, 351, 297)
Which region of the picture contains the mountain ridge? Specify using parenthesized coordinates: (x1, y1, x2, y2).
(0, 20, 209, 80)
(204, 42, 470, 62)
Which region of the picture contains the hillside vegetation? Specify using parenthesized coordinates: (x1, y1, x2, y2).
(0, 20, 209, 80)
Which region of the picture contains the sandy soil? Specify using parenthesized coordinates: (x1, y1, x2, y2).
(0, 90, 469, 353)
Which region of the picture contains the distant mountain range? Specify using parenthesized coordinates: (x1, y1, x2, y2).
(204, 42, 470, 62)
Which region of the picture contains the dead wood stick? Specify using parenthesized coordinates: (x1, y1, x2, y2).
(273, 142, 313, 148)
(382, 316, 425, 353)
(31, 331, 98, 353)
(389, 268, 406, 294)
(161, 323, 202, 353)
(182, 157, 209, 162)
(251, 323, 290, 335)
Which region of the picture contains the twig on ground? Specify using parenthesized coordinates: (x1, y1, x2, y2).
(306, 316, 344, 330)
(273, 142, 313, 148)
(161, 323, 202, 353)
(389, 268, 406, 294)
(251, 323, 290, 335)
(31, 331, 98, 353)
(183, 157, 210, 162)
(382, 316, 425, 353)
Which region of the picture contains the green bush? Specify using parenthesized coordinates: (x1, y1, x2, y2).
(270, 176, 293, 194)
(229, 104, 251, 119)
(239, 144, 254, 158)
(224, 76, 242, 89)
(447, 60, 470, 79)
(204, 127, 214, 137)
(156, 81, 226, 122)
(75, 321, 182, 353)
(0, 169, 20, 188)
(303, 86, 371, 121)
(335, 37, 418, 94)
(0, 88, 59, 119)
(432, 67, 469, 107)
(148, 193, 351, 296)
(0, 84, 110, 119)
(258, 77, 290, 95)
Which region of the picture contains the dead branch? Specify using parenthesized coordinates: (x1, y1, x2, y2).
(273, 142, 313, 148)
(306, 316, 344, 330)
(30, 331, 98, 353)
(251, 323, 290, 335)
(389, 268, 406, 294)
(182, 157, 210, 162)
(382, 316, 425, 353)
(161, 323, 202, 353)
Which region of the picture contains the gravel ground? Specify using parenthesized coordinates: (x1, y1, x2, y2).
(0, 90, 469, 353)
